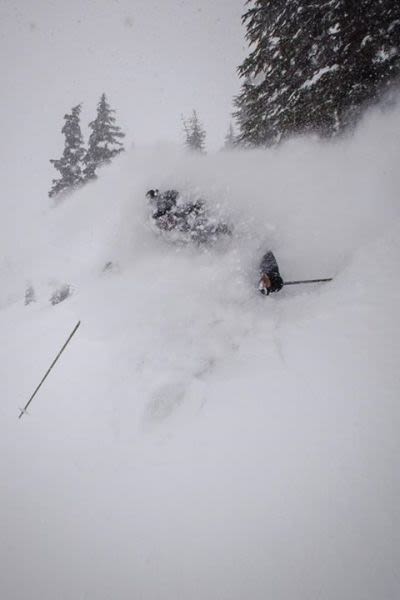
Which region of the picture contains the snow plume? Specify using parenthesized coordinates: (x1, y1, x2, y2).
(1, 102, 400, 600)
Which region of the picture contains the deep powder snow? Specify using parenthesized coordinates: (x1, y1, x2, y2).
(1, 104, 400, 600)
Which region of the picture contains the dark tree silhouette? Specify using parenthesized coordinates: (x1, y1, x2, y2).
(83, 94, 125, 180)
(49, 104, 85, 198)
(235, 0, 400, 146)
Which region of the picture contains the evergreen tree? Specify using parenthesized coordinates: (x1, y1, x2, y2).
(182, 110, 206, 153)
(24, 284, 36, 306)
(83, 94, 125, 180)
(235, 0, 400, 146)
(49, 104, 85, 198)
(223, 122, 236, 150)
(332, 1, 400, 131)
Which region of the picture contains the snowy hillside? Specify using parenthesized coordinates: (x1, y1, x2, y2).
(1, 105, 400, 600)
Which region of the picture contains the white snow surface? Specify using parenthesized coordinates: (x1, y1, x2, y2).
(1, 105, 400, 600)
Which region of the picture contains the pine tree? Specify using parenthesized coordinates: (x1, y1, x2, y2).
(223, 122, 236, 150)
(83, 94, 125, 180)
(182, 110, 206, 153)
(235, 0, 400, 146)
(333, 1, 400, 131)
(49, 104, 85, 198)
(24, 284, 36, 306)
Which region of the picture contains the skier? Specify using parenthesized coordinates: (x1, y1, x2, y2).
(146, 189, 179, 230)
(145, 188, 231, 242)
(258, 251, 284, 295)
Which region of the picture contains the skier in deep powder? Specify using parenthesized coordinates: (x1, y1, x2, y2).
(146, 189, 284, 295)
(145, 189, 231, 243)
(258, 250, 284, 295)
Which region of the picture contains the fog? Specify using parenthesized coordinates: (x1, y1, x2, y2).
(2, 1, 400, 598)
(1, 0, 245, 208)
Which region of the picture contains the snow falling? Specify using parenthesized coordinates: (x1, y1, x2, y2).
(1, 1, 400, 598)
(1, 102, 400, 600)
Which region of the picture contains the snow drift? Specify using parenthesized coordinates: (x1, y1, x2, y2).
(1, 103, 400, 600)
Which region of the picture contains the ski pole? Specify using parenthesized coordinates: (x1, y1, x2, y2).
(283, 278, 333, 286)
(18, 320, 81, 419)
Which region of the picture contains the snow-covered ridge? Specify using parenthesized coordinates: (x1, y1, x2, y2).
(1, 103, 400, 600)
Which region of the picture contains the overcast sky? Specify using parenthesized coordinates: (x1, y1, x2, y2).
(1, 0, 247, 201)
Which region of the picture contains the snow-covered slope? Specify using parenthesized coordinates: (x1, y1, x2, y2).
(1, 105, 400, 600)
